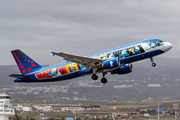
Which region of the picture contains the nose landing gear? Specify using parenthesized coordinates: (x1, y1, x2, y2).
(150, 57, 156, 67)
(152, 63, 156, 67)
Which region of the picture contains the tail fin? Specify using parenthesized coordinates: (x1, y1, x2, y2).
(11, 49, 42, 75)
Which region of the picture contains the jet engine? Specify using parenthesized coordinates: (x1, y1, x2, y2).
(101, 57, 119, 69)
(111, 64, 133, 74)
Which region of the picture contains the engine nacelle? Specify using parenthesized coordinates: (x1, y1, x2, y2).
(111, 64, 133, 74)
(102, 57, 119, 69)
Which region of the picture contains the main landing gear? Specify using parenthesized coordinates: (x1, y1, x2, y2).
(91, 72, 107, 84)
(150, 57, 156, 67)
(92, 74, 98, 80)
(101, 72, 107, 84)
(101, 78, 107, 84)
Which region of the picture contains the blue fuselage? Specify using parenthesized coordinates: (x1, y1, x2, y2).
(14, 39, 172, 82)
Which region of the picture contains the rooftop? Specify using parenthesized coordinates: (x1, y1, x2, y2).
(0, 93, 11, 99)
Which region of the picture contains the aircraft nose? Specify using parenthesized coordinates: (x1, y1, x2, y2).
(164, 42, 173, 52)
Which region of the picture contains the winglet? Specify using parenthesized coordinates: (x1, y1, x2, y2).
(51, 52, 57, 56)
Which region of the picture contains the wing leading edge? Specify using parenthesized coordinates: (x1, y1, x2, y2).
(51, 52, 102, 70)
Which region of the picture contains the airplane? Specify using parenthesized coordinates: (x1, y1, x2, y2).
(9, 39, 172, 84)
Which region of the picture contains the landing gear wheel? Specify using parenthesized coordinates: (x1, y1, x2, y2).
(150, 57, 156, 67)
(152, 63, 156, 67)
(101, 78, 107, 84)
(92, 74, 98, 80)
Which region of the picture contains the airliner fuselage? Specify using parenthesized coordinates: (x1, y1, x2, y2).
(10, 39, 172, 83)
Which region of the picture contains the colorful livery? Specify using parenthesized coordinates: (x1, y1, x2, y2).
(9, 39, 172, 83)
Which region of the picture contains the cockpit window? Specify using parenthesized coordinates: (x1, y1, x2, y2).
(159, 40, 164, 43)
(150, 40, 164, 48)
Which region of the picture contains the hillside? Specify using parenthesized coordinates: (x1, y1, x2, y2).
(0, 57, 180, 101)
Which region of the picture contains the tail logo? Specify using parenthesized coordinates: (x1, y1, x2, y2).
(13, 52, 36, 73)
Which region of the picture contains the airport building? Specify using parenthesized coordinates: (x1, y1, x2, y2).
(0, 93, 15, 120)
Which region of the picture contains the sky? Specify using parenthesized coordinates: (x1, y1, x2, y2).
(0, 0, 179, 65)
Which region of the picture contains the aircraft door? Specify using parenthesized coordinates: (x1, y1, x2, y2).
(141, 43, 151, 52)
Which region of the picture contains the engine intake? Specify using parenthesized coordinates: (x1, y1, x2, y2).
(111, 64, 133, 74)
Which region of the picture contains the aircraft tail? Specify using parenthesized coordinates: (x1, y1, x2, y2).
(11, 49, 42, 75)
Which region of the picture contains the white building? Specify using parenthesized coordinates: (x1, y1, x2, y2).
(23, 106, 31, 112)
(0, 93, 15, 120)
(147, 84, 162, 87)
(34, 105, 43, 111)
(15, 104, 23, 111)
(114, 85, 133, 88)
(43, 106, 53, 112)
(61, 107, 85, 112)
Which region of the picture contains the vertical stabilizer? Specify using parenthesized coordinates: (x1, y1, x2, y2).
(11, 49, 42, 75)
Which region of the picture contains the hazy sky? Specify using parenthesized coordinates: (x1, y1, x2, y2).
(0, 0, 179, 65)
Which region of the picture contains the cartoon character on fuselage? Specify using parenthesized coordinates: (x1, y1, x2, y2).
(134, 46, 140, 54)
(48, 68, 61, 77)
(109, 53, 115, 58)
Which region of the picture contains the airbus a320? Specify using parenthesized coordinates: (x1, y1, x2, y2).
(9, 39, 172, 84)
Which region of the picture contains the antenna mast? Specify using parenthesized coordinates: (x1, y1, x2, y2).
(112, 97, 117, 118)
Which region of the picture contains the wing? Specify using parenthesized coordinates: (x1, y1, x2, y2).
(52, 52, 102, 70)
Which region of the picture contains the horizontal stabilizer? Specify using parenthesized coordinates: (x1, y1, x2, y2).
(9, 74, 32, 79)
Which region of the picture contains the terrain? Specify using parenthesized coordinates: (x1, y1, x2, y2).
(1, 57, 180, 101)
